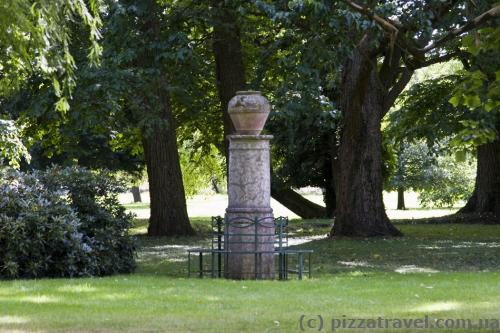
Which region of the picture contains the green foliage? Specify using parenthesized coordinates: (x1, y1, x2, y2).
(1, 34, 145, 173)
(450, 27, 500, 146)
(385, 141, 434, 192)
(387, 75, 465, 150)
(0, 1, 143, 174)
(248, 1, 342, 192)
(0, 0, 103, 108)
(0, 169, 91, 278)
(0, 166, 135, 279)
(387, 70, 499, 152)
(179, 141, 226, 196)
(268, 91, 338, 190)
(3, 0, 498, 216)
(103, 0, 221, 139)
(418, 153, 476, 208)
(386, 141, 475, 208)
(0, 119, 30, 168)
(40, 166, 137, 275)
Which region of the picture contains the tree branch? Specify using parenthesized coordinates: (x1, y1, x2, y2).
(343, 1, 500, 60)
(383, 68, 413, 113)
(344, 0, 400, 33)
(342, 1, 423, 59)
(421, 5, 500, 53)
(412, 51, 466, 70)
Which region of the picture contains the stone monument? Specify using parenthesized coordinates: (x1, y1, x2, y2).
(225, 91, 274, 279)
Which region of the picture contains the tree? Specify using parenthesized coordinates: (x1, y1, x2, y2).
(257, 7, 342, 218)
(386, 141, 434, 210)
(104, 0, 196, 236)
(386, 70, 464, 210)
(417, 154, 476, 209)
(1, 4, 144, 174)
(179, 141, 225, 197)
(389, 39, 500, 221)
(4, 0, 200, 236)
(460, 138, 500, 216)
(385, 140, 475, 209)
(0, 120, 30, 169)
(131, 187, 142, 203)
(0, 0, 102, 109)
(451, 28, 500, 217)
(330, 1, 499, 236)
(268, 90, 336, 218)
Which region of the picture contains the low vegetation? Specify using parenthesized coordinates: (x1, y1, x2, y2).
(0, 167, 135, 279)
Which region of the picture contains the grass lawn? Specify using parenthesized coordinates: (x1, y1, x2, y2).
(1, 218, 500, 332)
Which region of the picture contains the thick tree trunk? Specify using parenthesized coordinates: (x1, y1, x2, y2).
(458, 139, 500, 220)
(212, 5, 246, 158)
(271, 185, 327, 219)
(143, 115, 194, 236)
(136, 1, 194, 236)
(131, 186, 142, 203)
(397, 187, 406, 210)
(332, 39, 402, 237)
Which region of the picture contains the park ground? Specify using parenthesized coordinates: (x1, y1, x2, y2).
(1, 193, 499, 332)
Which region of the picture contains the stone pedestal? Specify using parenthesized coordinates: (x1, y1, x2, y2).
(226, 135, 274, 279)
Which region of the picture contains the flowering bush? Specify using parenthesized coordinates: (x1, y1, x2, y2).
(0, 167, 135, 279)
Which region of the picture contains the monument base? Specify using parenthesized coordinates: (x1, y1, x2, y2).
(225, 210, 275, 280)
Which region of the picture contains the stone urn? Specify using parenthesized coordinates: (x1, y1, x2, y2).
(228, 91, 270, 135)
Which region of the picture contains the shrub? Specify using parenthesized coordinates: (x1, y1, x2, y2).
(0, 167, 136, 279)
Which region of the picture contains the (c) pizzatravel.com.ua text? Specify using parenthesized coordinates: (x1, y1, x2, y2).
(298, 314, 500, 332)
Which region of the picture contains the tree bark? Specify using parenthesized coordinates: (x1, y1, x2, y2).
(332, 37, 402, 237)
(212, 4, 246, 158)
(323, 152, 336, 217)
(137, 1, 194, 236)
(143, 112, 194, 236)
(458, 138, 500, 220)
(397, 187, 406, 210)
(131, 186, 142, 203)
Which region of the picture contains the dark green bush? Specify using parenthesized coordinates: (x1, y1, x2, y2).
(0, 167, 135, 279)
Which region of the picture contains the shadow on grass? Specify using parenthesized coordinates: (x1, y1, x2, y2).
(393, 212, 500, 225)
(297, 223, 500, 276)
(131, 217, 500, 279)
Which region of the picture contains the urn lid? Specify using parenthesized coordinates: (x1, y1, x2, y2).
(236, 90, 262, 95)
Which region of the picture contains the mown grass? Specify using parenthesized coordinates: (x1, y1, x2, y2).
(1, 218, 500, 332)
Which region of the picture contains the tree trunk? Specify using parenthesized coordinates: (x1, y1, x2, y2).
(332, 39, 402, 237)
(397, 187, 406, 210)
(212, 4, 246, 158)
(143, 114, 194, 236)
(136, 0, 194, 237)
(211, 176, 221, 194)
(131, 186, 142, 203)
(458, 138, 500, 220)
(323, 153, 336, 217)
(323, 180, 336, 218)
(271, 185, 327, 219)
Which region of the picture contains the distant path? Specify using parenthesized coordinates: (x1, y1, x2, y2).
(122, 192, 458, 220)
